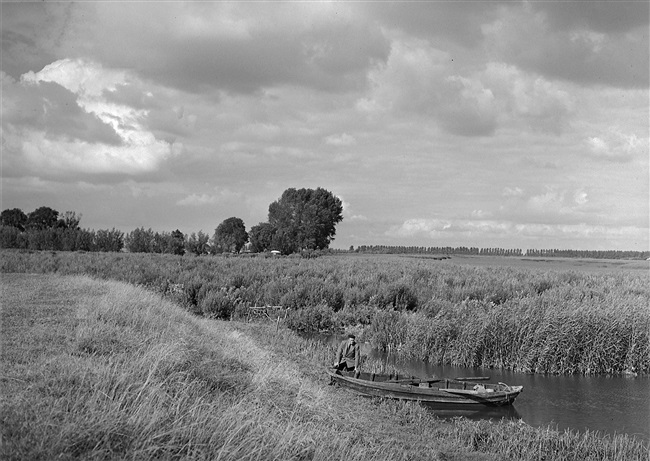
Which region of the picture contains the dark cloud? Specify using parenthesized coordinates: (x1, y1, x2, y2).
(1, 2, 71, 78)
(4, 79, 122, 145)
(362, 2, 507, 48)
(485, 4, 649, 88)
(517, 33, 647, 88)
(532, 0, 649, 34)
(61, 3, 390, 95)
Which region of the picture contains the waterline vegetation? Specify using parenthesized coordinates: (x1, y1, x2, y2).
(1, 273, 648, 460)
(2, 250, 648, 376)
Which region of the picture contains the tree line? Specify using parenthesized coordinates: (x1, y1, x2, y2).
(0, 187, 344, 256)
(351, 245, 650, 260)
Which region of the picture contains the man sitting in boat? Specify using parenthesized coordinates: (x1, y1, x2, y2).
(333, 334, 360, 377)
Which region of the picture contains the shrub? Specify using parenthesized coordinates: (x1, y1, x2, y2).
(381, 284, 418, 311)
(285, 304, 334, 332)
(200, 288, 241, 320)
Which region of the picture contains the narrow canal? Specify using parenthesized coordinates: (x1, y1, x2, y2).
(319, 334, 649, 445)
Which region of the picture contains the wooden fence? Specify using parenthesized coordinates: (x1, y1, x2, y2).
(246, 305, 288, 330)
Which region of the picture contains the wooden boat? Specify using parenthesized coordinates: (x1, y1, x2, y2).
(327, 370, 523, 407)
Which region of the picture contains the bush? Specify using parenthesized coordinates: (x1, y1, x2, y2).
(382, 284, 418, 311)
(200, 288, 241, 320)
(285, 304, 334, 332)
(366, 310, 407, 351)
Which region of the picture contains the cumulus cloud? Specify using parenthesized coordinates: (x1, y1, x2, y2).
(503, 187, 524, 197)
(483, 3, 649, 88)
(324, 133, 356, 147)
(531, 1, 649, 34)
(2, 59, 177, 177)
(2, 2, 647, 250)
(389, 217, 645, 248)
(359, 39, 498, 136)
(176, 193, 218, 207)
(586, 128, 647, 163)
(483, 62, 575, 133)
(2, 73, 121, 145)
(176, 187, 243, 208)
(359, 40, 580, 136)
(493, 185, 595, 225)
(361, 2, 505, 47)
(339, 195, 367, 221)
(52, 2, 390, 94)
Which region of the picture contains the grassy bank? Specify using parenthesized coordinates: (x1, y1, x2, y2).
(2, 250, 649, 376)
(1, 274, 647, 460)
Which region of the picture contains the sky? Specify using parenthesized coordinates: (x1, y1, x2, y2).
(1, 1, 648, 252)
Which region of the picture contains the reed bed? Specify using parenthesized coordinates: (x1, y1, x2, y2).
(2, 274, 648, 460)
(2, 250, 648, 376)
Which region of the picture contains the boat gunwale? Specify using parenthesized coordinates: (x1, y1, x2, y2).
(327, 370, 523, 406)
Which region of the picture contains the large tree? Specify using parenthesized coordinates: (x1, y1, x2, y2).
(125, 227, 155, 253)
(26, 206, 59, 230)
(186, 231, 210, 255)
(267, 187, 343, 253)
(57, 211, 82, 229)
(213, 217, 248, 253)
(0, 208, 28, 231)
(249, 222, 276, 253)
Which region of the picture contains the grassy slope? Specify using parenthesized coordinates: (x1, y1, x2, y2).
(1, 274, 646, 461)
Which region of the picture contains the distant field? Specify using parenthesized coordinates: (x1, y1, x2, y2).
(391, 253, 650, 272)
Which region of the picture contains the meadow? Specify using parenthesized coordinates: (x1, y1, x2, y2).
(2, 273, 648, 460)
(1, 249, 648, 376)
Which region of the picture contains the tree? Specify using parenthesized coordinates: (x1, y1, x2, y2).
(95, 228, 124, 252)
(213, 217, 248, 253)
(1, 208, 27, 231)
(268, 187, 343, 253)
(0, 226, 22, 248)
(125, 227, 155, 253)
(168, 229, 185, 255)
(26, 206, 59, 230)
(186, 231, 210, 255)
(249, 222, 276, 252)
(57, 211, 82, 229)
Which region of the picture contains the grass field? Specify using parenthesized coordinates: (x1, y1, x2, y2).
(1, 273, 647, 460)
(2, 250, 648, 376)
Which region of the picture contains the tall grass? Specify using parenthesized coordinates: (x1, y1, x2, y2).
(2, 274, 648, 460)
(2, 250, 648, 375)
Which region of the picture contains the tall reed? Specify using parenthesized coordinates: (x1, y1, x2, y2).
(2, 250, 648, 375)
(2, 273, 648, 460)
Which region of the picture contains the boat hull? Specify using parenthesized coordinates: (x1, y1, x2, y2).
(328, 371, 523, 407)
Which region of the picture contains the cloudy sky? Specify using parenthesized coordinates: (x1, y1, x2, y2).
(2, 1, 648, 251)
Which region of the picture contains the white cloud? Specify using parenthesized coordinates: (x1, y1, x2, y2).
(503, 187, 524, 197)
(389, 217, 646, 247)
(586, 128, 647, 162)
(324, 133, 356, 147)
(176, 193, 218, 207)
(471, 210, 491, 219)
(176, 187, 244, 207)
(339, 195, 367, 221)
(573, 190, 588, 206)
(5, 59, 175, 176)
(482, 3, 649, 88)
(483, 62, 575, 133)
(1, 3, 647, 251)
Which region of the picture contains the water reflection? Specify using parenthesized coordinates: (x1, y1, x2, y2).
(315, 333, 650, 445)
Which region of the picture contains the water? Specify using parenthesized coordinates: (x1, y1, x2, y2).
(320, 334, 650, 445)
